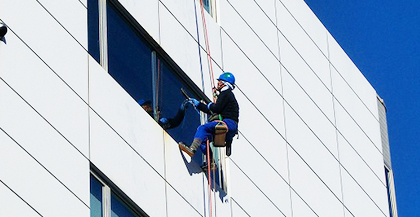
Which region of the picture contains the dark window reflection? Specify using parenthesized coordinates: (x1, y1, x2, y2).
(88, 0, 100, 63)
(158, 59, 201, 143)
(107, 3, 153, 102)
(90, 175, 103, 217)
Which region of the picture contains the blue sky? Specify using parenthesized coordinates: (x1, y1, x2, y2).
(303, 0, 420, 216)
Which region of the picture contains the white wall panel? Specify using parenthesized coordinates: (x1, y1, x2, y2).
(159, 4, 204, 88)
(254, 0, 277, 23)
(163, 132, 207, 215)
(88, 57, 165, 175)
(229, 162, 287, 216)
(233, 92, 289, 178)
(37, 0, 88, 49)
(288, 151, 344, 217)
(277, 2, 331, 93)
(334, 98, 385, 182)
(221, 31, 283, 130)
(227, 0, 280, 59)
(0, 0, 89, 101)
(328, 33, 379, 120)
(231, 138, 292, 217)
(119, 0, 160, 43)
(0, 131, 89, 217)
(289, 190, 319, 217)
(159, 0, 196, 41)
(332, 67, 382, 152)
(341, 170, 388, 217)
(0, 81, 90, 206)
(80, 0, 87, 8)
(231, 199, 250, 217)
(337, 134, 389, 214)
(214, 189, 233, 217)
(166, 185, 203, 217)
(279, 37, 334, 123)
(278, 0, 328, 55)
(0, 33, 89, 157)
(89, 111, 167, 217)
(220, 0, 282, 88)
(283, 68, 338, 158)
(285, 104, 342, 198)
(0, 183, 42, 217)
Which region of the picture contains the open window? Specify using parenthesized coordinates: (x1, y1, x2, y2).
(88, 0, 228, 192)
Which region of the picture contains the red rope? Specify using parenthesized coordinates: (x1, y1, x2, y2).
(199, 0, 216, 102)
(198, 1, 215, 216)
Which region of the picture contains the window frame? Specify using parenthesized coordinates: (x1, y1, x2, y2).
(90, 164, 149, 217)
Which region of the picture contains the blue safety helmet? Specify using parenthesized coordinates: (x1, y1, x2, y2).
(217, 72, 235, 85)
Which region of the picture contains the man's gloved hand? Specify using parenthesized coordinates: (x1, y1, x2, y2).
(180, 99, 190, 110)
(159, 118, 168, 124)
(188, 98, 200, 107)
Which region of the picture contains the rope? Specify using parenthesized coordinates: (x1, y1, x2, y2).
(198, 0, 216, 102)
(196, 1, 217, 216)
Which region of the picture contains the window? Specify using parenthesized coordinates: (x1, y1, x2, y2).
(106, 1, 153, 103)
(90, 175, 103, 217)
(90, 172, 148, 217)
(88, 0, 228, 192)
(88, 0, 203, 143)
(156, 58, 201, 143)
(87, 0, 100, 63)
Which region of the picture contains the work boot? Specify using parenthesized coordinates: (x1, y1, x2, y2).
(178, 139, 201, 157)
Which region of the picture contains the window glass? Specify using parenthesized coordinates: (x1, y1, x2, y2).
(88, 0, 100, 63)
(157, 59, 201, 143)
(111, 192, 138, 217)
(107, 2, 153, 102)
(90, 175, 103, 217)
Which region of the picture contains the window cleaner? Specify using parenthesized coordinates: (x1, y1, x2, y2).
(179, 72, 239, 162)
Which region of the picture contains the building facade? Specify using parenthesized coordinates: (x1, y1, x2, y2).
(0, 0, 397, 216)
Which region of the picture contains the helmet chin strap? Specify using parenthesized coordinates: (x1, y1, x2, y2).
(221, 80, 233, 90)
